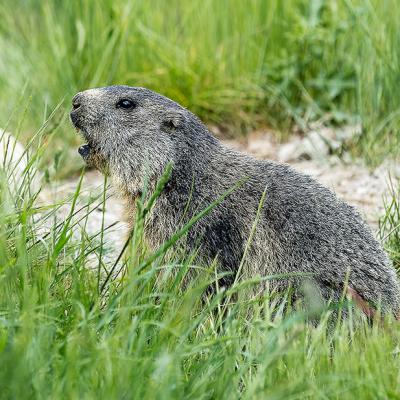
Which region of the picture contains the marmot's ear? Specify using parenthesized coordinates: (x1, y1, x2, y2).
(161, 109, 185, 133)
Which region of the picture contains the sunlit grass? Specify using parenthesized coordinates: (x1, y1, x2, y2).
(1, 1, 400, 397)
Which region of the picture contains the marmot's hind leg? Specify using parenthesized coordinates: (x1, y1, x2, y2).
(346, 287, 376, 319)
(309, 282, 363, 320)
(318, 283, 388, 320)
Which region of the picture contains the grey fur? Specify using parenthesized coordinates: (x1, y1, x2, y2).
(70, 85, 400, 314)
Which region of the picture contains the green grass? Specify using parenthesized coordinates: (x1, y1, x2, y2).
(1, 1, 400, 397)
(0, 0, 399, 169)
(380, 177, 400, 271)
(1, 123, 400, 399)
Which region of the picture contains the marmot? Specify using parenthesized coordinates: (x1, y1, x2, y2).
(70, 85, 400, 316)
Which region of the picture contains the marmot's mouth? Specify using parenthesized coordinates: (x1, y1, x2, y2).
(74, 125, 93, 160)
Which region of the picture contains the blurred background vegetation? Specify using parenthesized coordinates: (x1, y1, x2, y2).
(2, 2, 400, 398)
(0, 0, 399, 168)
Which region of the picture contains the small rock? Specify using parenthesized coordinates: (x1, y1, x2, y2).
(277, 125, 361, 163)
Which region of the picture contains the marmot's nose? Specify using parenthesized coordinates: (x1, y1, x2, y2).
(72, 92, 83, 110)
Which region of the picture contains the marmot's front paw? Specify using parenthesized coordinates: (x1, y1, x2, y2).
(78, 144, 91, 159)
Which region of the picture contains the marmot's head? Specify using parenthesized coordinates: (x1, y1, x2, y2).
(70, 86, 192, 196)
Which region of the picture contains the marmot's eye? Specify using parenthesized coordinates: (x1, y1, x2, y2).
(116, 99, 136, 109)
